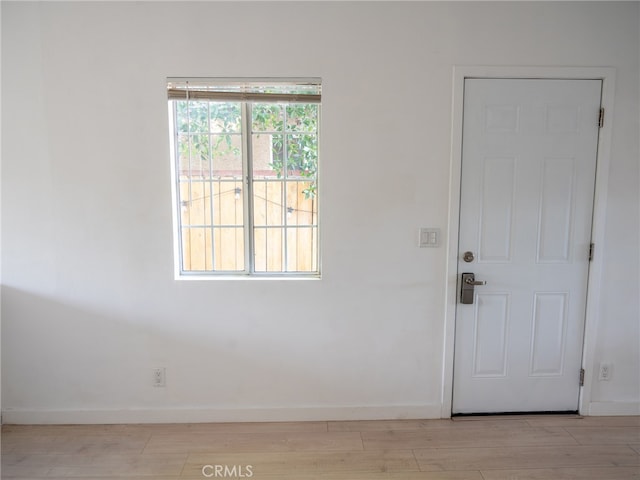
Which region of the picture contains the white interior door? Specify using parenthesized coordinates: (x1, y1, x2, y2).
(452, 78, 602, 414)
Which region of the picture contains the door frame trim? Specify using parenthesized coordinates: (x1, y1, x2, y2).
(441, 66, 616, 418)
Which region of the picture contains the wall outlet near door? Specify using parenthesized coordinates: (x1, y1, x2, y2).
(153, 367, 166, 387)
(598, 363, 612, 381)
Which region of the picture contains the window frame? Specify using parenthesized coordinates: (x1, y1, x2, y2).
(167, 78, 321, 279)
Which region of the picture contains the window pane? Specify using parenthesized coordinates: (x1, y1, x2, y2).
(253, 181, 283, 227)
(177, 149, 245, 271)
(179, 181, 212, 226)
(177, 134, 211, 177)
(286, 226, 317, 272)
(286, 104, 318, 132)
(286, 181, 318, 227)
(181, 227, 213, 271)
(286, 133, 317, 179)
(213, 227, 245, 271)
(209, 102, 241, 133)
(253, 227, 283, 272)
(214, 181, 244, 226)
(211, 133, 242, 178)
(176, 101, 209, 133)
(171, 83, 319, 276)
(252, 104, 284, 133)
(252, 133, 283, 180)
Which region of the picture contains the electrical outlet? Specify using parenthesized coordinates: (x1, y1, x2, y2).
(153, 367, 166, 387)
(598, 363, 612, 381)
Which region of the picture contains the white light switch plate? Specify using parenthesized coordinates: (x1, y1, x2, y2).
(419, 228, 440, 247)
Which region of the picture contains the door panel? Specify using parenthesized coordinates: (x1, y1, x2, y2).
(537, 158, 576, 262)
(453, 79, 602, 414)
(479, 157, 516, 262)
(530, 292, 568, 376)
(473, 293, 510, 377)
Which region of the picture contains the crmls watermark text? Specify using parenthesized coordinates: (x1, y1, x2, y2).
(202, 465, 254, 478)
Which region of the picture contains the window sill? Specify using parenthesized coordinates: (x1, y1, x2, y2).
(174, 273, 321, 281)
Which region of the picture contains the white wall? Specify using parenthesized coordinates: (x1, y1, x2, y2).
(2, 1, 638, 423)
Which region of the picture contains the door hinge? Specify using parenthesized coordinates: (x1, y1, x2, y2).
(598, 108, 605, 128)
(589, 243, 595, 262)
(579, 368, 585, 386)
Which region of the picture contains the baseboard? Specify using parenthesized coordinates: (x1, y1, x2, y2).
(1, 404, 443, 424)
(587, 401, 640, 416)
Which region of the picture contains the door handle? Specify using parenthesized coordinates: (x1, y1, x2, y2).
(465, 276, 487, 286)
(460, 273, 486, 304)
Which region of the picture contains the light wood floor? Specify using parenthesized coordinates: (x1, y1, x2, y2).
(2, 415, 639, 479)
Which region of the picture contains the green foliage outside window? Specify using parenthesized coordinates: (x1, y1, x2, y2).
(176, 101, 318, 198)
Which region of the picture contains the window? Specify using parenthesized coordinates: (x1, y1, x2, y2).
(168, 78, 321, 276)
